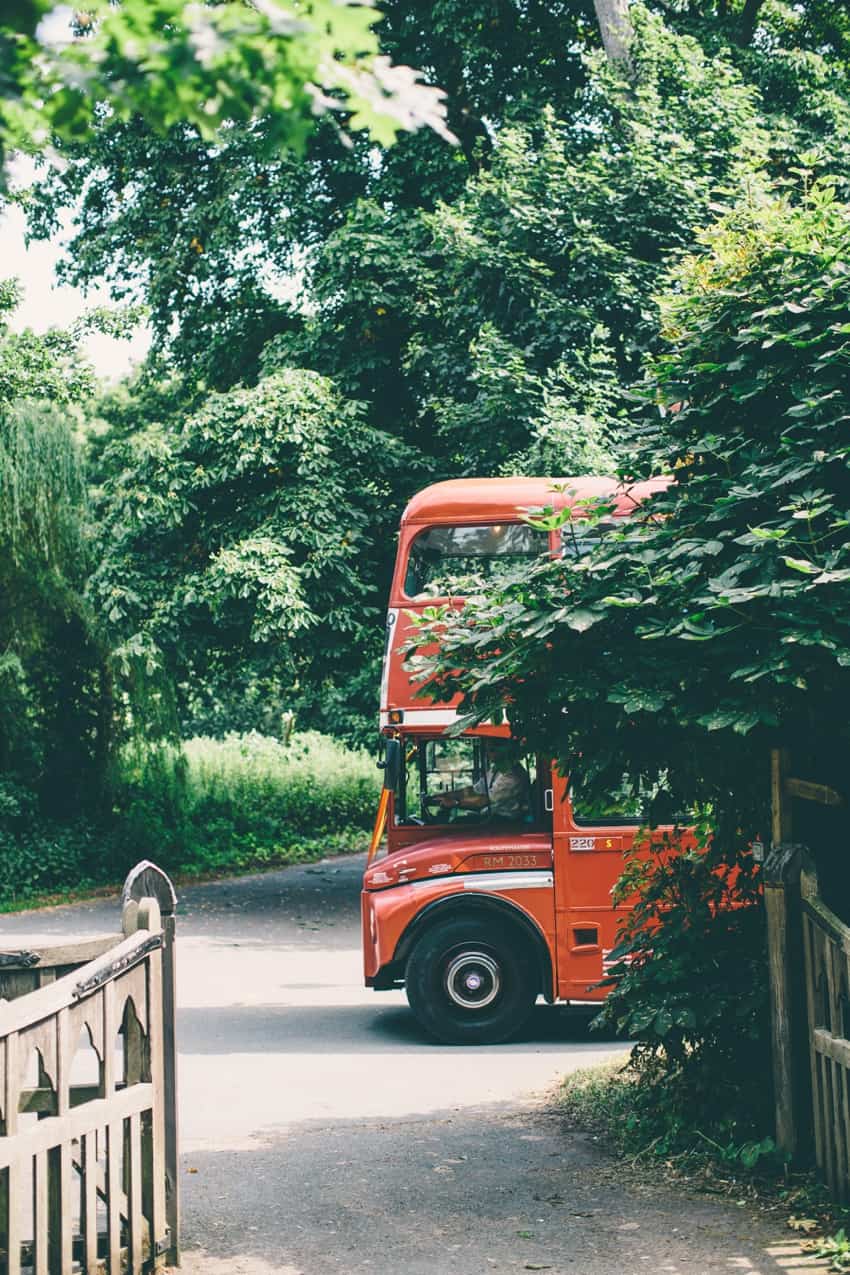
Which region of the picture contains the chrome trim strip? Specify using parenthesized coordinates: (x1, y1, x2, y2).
(463, 871, 553, 892)
(408, 870, 553, 892)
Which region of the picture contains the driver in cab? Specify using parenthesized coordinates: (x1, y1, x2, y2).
(428, 741, 530, 821)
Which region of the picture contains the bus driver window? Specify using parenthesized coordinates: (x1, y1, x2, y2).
(395, 737, 542, 826)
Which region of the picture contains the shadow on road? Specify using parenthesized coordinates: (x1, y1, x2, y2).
(177, 1000, 624, 1055)
(178, 1099, 799, 1275)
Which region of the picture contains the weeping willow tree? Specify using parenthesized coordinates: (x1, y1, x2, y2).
(1, 400, 85, 565)
(0, 400, 112, 815)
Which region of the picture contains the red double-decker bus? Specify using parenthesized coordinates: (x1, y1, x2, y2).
(362, 476, 681, 1044)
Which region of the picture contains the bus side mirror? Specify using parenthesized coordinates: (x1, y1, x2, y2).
(384, 738, 402, 792)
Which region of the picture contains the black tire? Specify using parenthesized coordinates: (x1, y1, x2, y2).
(405, 916, 537, 1045)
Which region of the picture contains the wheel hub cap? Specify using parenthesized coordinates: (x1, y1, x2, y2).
(444, 951, 501, 1010)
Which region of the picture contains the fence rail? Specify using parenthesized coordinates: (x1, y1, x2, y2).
(0, 862, 178, 1273)
(802, 860, 850, 1203)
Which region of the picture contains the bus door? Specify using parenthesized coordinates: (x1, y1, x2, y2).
(551, 775, 647, 1003)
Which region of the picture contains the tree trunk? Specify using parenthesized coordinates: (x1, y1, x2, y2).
(593, 0, 634, 65)
(737, 0, 766, 46)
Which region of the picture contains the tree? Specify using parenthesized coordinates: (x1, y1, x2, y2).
(0, 284, 110, 814)
(269, 13, 772, 474)
(0, 0, 453, 189)
(593, 0, 633, 65)
(414, 174, 850, 823)
(20, 0, 600, 384)
(90, 366, 419, 744)
(22, 0, 850, 388)
(73, 12, 783, 746)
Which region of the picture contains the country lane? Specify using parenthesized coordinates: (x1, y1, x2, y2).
(0, 853, 820, 1275)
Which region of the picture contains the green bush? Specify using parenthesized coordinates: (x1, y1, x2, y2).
(184, 731, 380, 832)
(0, 730, 381, 907)
(110, 729, 382, 879)
(561, 1061, 784, 1175)
(593, 826, 771, 1145)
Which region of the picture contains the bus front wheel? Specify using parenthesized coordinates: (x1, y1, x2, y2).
(405, 916, 536, 1045)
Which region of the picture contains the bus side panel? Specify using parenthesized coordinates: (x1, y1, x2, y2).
(554, 836, 634, 1001)
(550, 775, 639, 1001)
(552, 781, 694, 1001)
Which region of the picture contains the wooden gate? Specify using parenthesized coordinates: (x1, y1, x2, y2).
(802, 858, 850, 1202)
(0, 861, 179, 1273)
(766, 748, 850, 1202)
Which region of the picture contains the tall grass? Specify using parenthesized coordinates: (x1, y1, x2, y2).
(0, 731, 382, 908)
(184, 731, 380, 836)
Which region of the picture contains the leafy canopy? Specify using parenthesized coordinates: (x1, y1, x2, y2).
(14, 1, 850, 752)
(66, 9, 850, 743)
(0, 291, 110, 813)
(0, 0, 453, 188)
(91, 366, 418, 741)
(414, 174, 850, 833)
(266, 11, 775, 475)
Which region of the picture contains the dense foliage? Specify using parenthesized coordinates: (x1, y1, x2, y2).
(0, 0, 452, 188)
(597, 830, 770, 1135)
(417, 176, 850, 823)
(275, 15, 771, 476)
(91, 367, 416, 742)
(0, 730, 380, 907)
(24, 5, 850, 748)
(0, 284, 111, 821)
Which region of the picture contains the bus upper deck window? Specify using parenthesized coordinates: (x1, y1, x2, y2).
(404, 523, 543, 598)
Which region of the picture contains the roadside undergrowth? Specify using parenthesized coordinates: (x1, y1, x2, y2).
(0, 730, 379, 910)
(0, 831, 370, 915)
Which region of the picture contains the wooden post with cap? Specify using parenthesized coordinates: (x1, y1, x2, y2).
(122, 861, 180, 1266)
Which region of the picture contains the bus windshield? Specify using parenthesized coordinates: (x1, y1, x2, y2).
(394, 737, 544, 826)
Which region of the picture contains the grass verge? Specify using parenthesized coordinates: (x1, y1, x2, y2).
(0, 730, 380, 910)
(0, 830, 371, 915)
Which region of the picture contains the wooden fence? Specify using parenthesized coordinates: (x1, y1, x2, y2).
(766, 749, 850, 1203)
(0, 861, 179, 1273)
(801, 857, 850, 1202)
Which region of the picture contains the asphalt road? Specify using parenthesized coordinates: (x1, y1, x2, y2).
(1, 854, 820, 1274)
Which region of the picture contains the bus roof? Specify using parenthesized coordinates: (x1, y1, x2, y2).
(401, 476, 668, 526)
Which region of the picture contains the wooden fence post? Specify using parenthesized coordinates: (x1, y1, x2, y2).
(764, 842, 812, 1159)
(765, 747, 813, 1162)
(771, 747, 792, 846)
(122, 862, 180, 1267)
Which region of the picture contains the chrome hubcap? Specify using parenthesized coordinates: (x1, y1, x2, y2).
(444, 951, 501, 1010)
